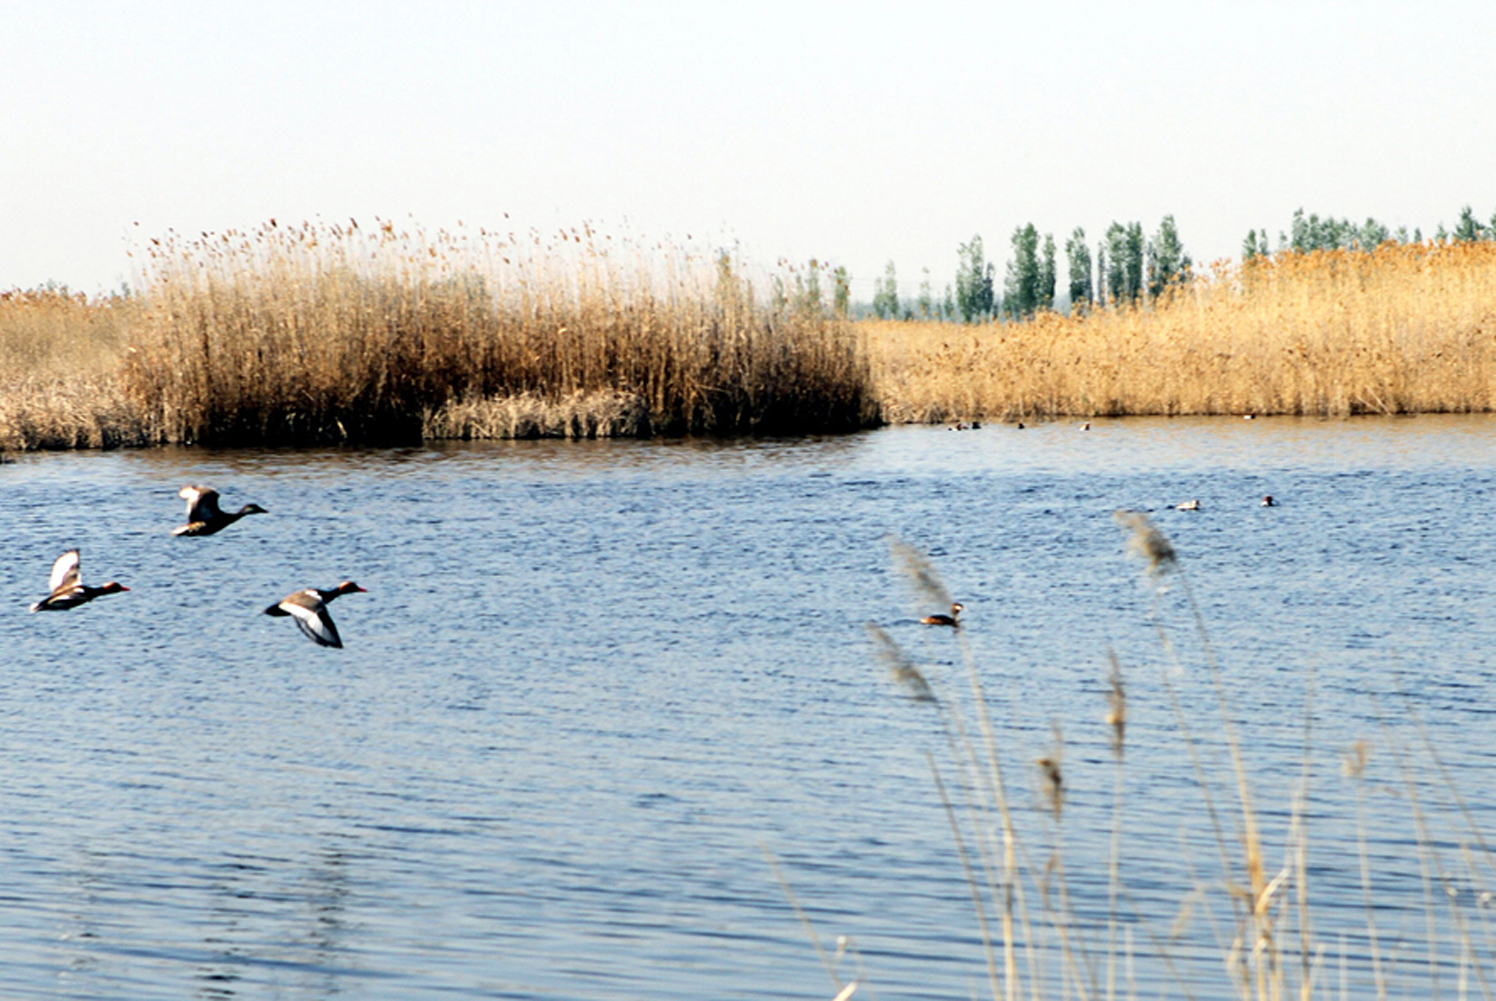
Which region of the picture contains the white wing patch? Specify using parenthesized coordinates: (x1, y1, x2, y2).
(48, 550, 81, 593)
(180, 485, 221, 523)
(286, 601, 342, 647)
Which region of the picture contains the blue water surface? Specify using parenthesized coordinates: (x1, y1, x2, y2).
(2, 415, 1494, 999)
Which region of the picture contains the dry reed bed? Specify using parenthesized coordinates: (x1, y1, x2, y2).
(121, 221, 874, 445)
(871, 241, 1496, 423)
(0, 288, 149, 450)
(9, 237, 1496, 449)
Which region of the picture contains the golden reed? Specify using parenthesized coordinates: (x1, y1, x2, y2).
(0, 287, 146, 450)
(870, 240, 1496, 423)
(7, 235, 1496, 448)
(120, 220, 874, 445)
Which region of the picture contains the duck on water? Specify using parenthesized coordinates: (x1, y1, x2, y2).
(921, 602, 964, 627)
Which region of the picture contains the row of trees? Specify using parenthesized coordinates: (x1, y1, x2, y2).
(858, 203, 1496, 324)
(870, 215, 1191, 323)
(1243, 205, 1496, 259)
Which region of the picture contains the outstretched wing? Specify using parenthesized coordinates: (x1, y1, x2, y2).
(285, 597, 343, 648)
(179, 485, 222, 523)
(48, 550, 81, 593)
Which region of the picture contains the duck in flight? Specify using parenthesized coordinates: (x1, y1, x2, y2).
(921, 602, 964, 627)
(173, 485, 267, 537)
(30, 549, 129, 612)
(264, 581, 366, 647)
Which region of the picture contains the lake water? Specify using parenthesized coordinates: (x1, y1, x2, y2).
(4, 416, 1495, 999)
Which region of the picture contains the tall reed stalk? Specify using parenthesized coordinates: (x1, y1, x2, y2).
(824, 524, 1496, 1001)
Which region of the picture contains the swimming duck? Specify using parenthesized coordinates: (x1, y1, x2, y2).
(264, 581, 366, 647)
(1261, 495, 1276, 507)
(921, 602, 964, 627)
(1175, 499, 1201, 511)
(29, 549, 128, 612)
(173, 485, 267, 537)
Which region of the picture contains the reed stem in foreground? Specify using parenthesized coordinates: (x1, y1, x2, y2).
(831, 525, 1496, 1000)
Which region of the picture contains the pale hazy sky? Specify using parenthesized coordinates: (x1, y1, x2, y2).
(4, 1, 1495, 299)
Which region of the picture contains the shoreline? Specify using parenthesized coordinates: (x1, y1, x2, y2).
(6, 398, 1494, 457)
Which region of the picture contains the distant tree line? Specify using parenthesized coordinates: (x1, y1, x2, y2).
(866, 215, 1191, 324)
(849, 203, 1496, 324)
(1243, 205, 1496, 260)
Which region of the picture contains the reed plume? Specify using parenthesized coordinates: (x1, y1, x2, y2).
(1113, 510, 1177, 580)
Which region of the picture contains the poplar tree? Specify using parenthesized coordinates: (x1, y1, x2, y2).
(1455, 206, 1487, 242)
(1003, 224, 1041, 320)
(1358, 219, 1390, 249)
(1065, 227, 1092, 309)
(1102, 223, 1128, 305)
(1146, 215, 1190, 298)
(832, 266, 850, 317)
(1095, 244, 1108, 306)
(956, 235, 994, 322)
(872, 261, 898, 319)
(1242, 229, 1268, 261)
(918, 268, 933, 320)
(1038, 233, 1057, 313)
(1124, 223, 1145, 302)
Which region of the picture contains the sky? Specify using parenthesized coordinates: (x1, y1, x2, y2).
(4, 1, 1496, 300)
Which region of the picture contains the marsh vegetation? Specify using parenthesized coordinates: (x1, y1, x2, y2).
(871, 241, 1496, 424)
(1, 221, 874, 449)
(5, 228, 1496, 449)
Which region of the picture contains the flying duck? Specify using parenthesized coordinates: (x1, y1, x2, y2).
(30, 549, 128, 612)
(173, 485, 267, 537)
(921, 602, 964, 627)
(264, 581, 366, 647)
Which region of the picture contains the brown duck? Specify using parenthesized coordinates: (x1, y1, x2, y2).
(264, 581, 367, 647)
(30, 549, 128, 612)
(173, 485, 268, 537)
